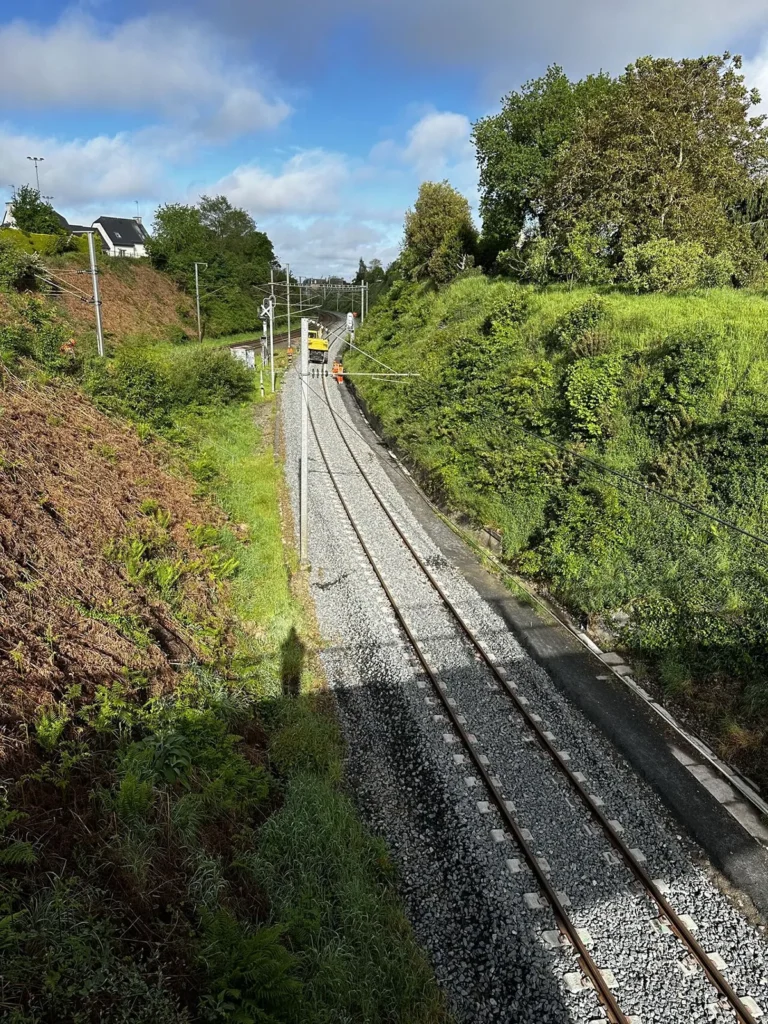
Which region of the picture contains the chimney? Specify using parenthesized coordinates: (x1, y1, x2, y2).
(135, 215, 142, 224)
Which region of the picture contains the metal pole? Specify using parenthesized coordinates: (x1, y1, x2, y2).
(194, 262, 208, 343)
(269, 303, 275, 392)
(194, 263, 201, 343)
(286, 263, 291, 352)
(360, 282, 365, 324)
(87, 231, 105, 357)
(300, 317, 309, 564)
(268, 266, 276, 392)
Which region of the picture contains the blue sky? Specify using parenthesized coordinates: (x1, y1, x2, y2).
(2, 0, 768, 275)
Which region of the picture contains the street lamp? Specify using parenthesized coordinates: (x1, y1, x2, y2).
(26, 156, 44, 191)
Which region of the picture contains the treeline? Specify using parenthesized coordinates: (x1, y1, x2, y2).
(147, 196, 276, 337)
(395, 53, 768, 292)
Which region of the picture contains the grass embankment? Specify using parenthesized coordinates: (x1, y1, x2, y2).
(0, 301, 448, 1022)
(347, 277, 768, 789)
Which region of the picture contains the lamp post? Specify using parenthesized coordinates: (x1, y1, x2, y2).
(26, 156, 44, 191)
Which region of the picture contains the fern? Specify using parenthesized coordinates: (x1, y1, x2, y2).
(0, 841, 37, 867)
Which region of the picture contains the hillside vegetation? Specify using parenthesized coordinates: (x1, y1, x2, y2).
(348, 278, 768, 788)
(0, 274, 448, 1021)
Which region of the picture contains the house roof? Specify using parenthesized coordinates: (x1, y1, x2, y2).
(93, 217, 149, 247)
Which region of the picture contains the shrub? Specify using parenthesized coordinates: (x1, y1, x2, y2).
(550, 296, 606, 351)
(620, 238, 706, 292)
(639, 326, 723, 436)
(0, 240, 43, 291)
(163, 323, 192, 345)
(564, 353, 623, 438)
(95, 348, 174, 422)
(482, 289, 531, 337)
(699, 251, 736, 288)
(169, 348, 253, 407)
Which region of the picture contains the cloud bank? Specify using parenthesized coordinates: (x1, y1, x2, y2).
(0, 15, 290, 140)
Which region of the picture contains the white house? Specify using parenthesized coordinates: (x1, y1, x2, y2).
(92, 216, 149, 258)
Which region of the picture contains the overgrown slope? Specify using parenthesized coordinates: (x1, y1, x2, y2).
(348, 277, 768, 790)
(0, 306, 448, 1022)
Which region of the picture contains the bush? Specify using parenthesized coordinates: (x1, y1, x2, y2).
(564, 353, 623, 437)
(620, 238, 706, 292)
(699, 251, 736, 288)
(87, 348, 174, 422)
(0, 239, 43, 291)
(169, 348, 253, 406)
(163, 323, 192, 345)
(550, 296, 606, 351)
(483, 289, 531, 337)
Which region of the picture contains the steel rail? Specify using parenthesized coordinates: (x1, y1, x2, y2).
(306, 375, 630, 1023)
(318, 357, 759, 1024)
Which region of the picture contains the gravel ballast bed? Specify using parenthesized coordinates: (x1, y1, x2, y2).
(281, 330, 768, 1024)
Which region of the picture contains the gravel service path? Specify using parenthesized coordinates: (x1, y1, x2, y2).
(281, 325, 768, 1024)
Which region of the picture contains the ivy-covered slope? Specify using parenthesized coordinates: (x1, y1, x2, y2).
(347, 277, 768, 789)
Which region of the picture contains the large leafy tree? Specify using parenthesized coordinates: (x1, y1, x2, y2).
(550, 54, 768, 261)
(472, 67, 615, 263)
(10, 186, 65, 235)
(474, 54, 768, 283)
(402, 181, 477, 284)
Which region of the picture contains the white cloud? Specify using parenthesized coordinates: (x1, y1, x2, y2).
(371, 110, 479, 211)
(214, 150, 350, 216)
(0, 15, 290, 141)
(401, 111, 474, 175)
(0, 125, 168, 218)
(262, 216, 400, 278)
(742, 40, 768, 112)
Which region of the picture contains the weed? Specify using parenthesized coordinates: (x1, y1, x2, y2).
(34, 704, 69, 752)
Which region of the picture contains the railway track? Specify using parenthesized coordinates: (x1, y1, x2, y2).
(301, 323, 763, 1024)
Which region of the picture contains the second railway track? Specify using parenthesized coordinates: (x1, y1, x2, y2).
(295, 323, 767, 1023)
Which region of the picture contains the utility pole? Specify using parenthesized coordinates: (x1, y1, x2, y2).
(360, 281, 366, 324)
(194, 262, 207, 342)
(286, 263, 291, 354)
(87, 231, 105, 357)
(300, 317, 309, 564)
(269, 267, 276, 392)
(27, 156, 43, 191)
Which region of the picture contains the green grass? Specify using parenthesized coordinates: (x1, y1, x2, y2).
(348, 275, 768, 788)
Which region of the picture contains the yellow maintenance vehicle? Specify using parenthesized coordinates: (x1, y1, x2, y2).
(307, 323, 329, 365)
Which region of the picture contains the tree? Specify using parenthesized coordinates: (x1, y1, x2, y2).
(353, 258, 368, 284)
(402, 181, 478, 284)
(550, 54, 768, 266)
(367, 258, 386, 283)
(147, 196, 276, 336)
(472, 67, 615, 264)
(10, 186, 65, 235)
